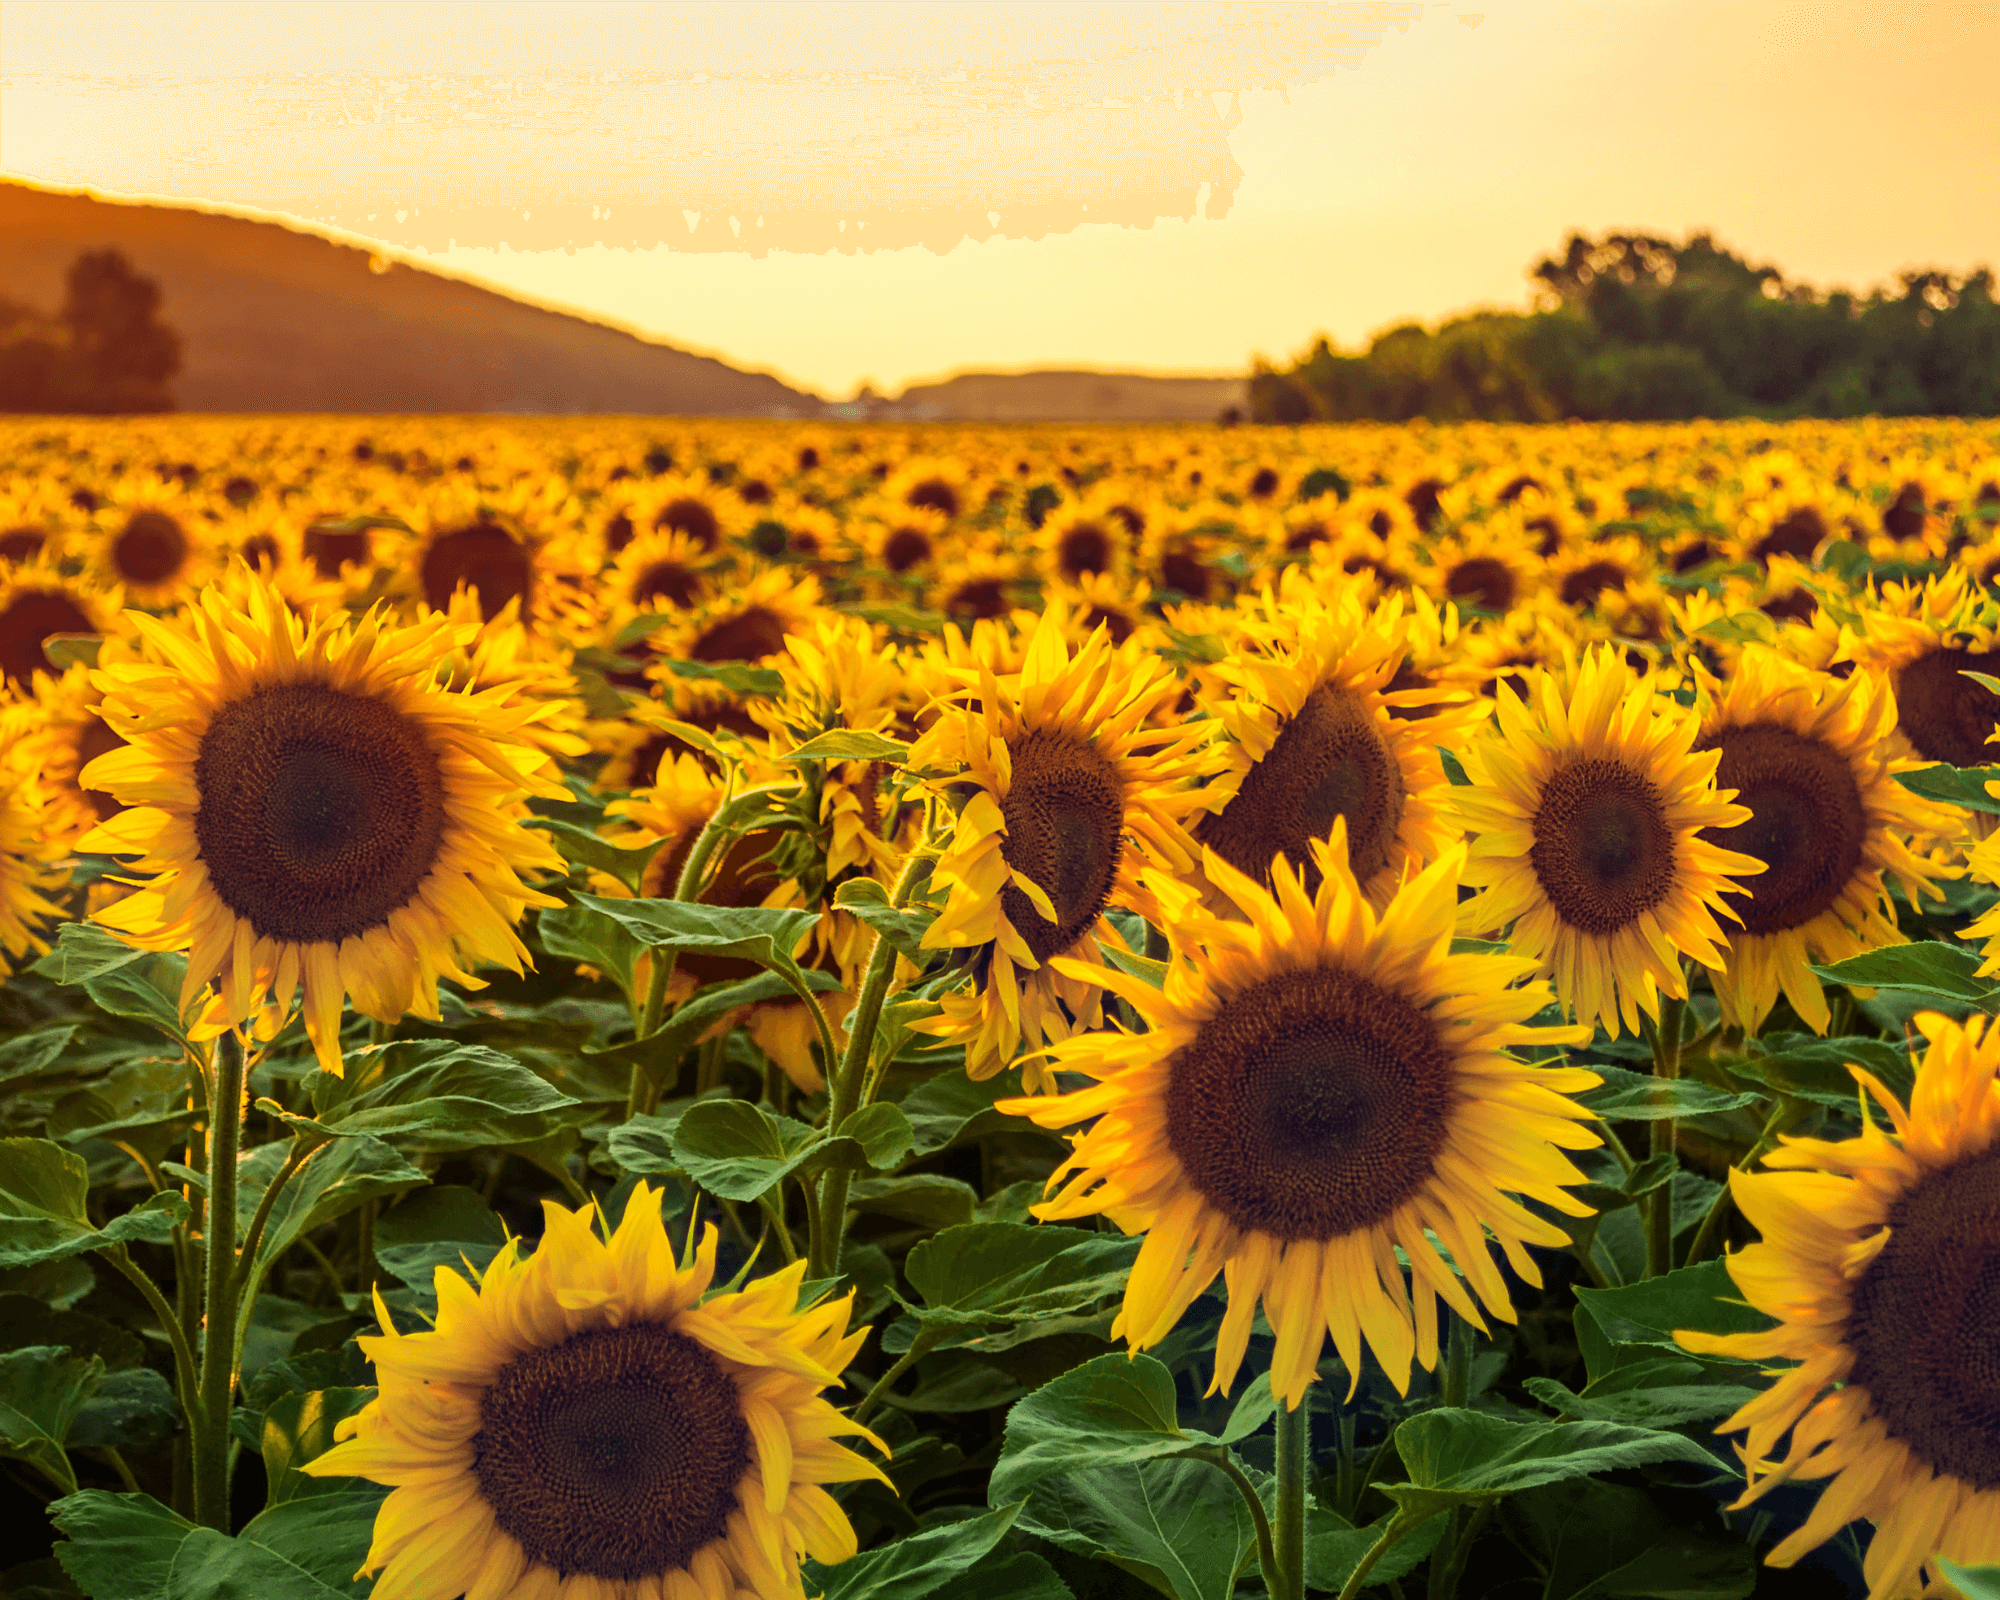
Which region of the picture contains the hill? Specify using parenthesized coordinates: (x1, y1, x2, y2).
(0, 180, 817, 416)
(874, 369, 1245, 422)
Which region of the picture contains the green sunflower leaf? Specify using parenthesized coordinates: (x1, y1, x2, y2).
(785, 728, 910, 763)
(1810, 940, 1999, 1005)
(1726, 1032, 1915, 1108)
(49, 1489, 196, 1600)
(0, 1138, 190, 1269)
(1379, 1408, 1721, 1519)
(1895, 763, 2000, 815)
(1939, 1563, 2000, 1600)
(847, 1174, 981, 1230)
(31, 925, 190, 1041)
(570, 892, 821, 990)
(1018, 1456, 1258, 1600)
(897, 1068, 1027, 1161)
(0, 1025, 81, 1087)
(526, 817, 668, 893)
(1510, 1476, 1758, 1600)
(68, 1366, 179, 1451)
(670, 1099, 879, 1202)
(1522, 1372, 1761, 1430)
(306, 1040, 586, 1153)
(1578, 1066, 1762, 1121)
(833, 876, 936, 961)
(537, 900, 644, 1002)
(259, 1387, 375, 1507)
(895, 1224, 1140, 1356)
(0, 1345, 103, 1495)
(1572, 1259, 1774, 1361)
(235, 1134, 429, 1276)
(803, 1501, 1023, 1600)
(369, 1185, 508, 1312)
(657, 658, 785, 697)
(989, 1353, 1188, 1504)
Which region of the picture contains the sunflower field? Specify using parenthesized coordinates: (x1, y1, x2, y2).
(4, 414, 2000, 1600)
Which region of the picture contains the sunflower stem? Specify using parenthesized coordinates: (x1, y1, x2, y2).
(811, 845, 931, 1280)
(851, 1329, 941, 1429)
(193, 1027, 245, 1532)
(1645, 995, 1685, 1279)
(1273, 1398, 1310, 1600)
(1336, 1507, 1427, 1600)
(1442, 1313, 1474, 1410)
(104, 1245, 200, 1468)
(1200, 1446, 1279, 1598)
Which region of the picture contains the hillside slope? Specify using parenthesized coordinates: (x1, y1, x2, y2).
(0, 181, 816, 415)
(881, 369, 1245, 422)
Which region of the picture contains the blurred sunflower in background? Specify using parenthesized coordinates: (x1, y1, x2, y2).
(0, 738, 68, 979)
(1003, 828, 1598, 1407)
(305, 1185, 882, 1600)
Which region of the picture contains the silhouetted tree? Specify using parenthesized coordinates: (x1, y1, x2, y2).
(0, 249, 180, 413)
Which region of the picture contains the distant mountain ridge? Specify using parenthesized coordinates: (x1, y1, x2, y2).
(869, 369, 1246, 423)
(0, 180, 817, 416)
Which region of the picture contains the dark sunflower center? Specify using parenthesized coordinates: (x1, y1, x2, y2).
(1165, 966, 1454, 1240)
(947, 579, 1008, 620)
(1672, 539, 1716, 574)
(240, 533, 281, 569)
(1528, 758, 1676, 934)
(1196, 684, 1406, 894)
(1753, 507, 1826, 565)
(1846, 1149, 2000, 1490)
(1759, 589, 1817, 624)
(1697, 723, 1865, 935)
(421, 522, 531, 622)
(1405, 478, 1443, 532)
(0, 526, 48, 563)
(655, 499, 720, 549)
(1446, 557, 1515, 613)
(883, 527, 932, 573)
(193, 684, 446, 944)
(473, 1323, 752, 1580)
(1895, 646, 2000, 768)
(1559, 561, 1627, 609)
(1082, 605, 1133, 646)
(692, 606, 786, 663)
(115, 511, 187, 585)
(1161, 549, 1210, 600)
(304, 523, 370, 579)
(907, 479, 959, 518)
(999, 730, 1125, 964)
(633, 561, 700, 610)
(1058, 522, 1111, 577)
(0, 590, 93, 687)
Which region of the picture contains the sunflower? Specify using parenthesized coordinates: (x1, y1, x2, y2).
(1453, 648, 1764, 1037)
(77, 572, 569, 1073)
(87, 479, 211, 608)
(601, 527, 721, 618)
(1846, 568, 2000, 770)
(1677, 1012, 2000, 1600)
(0, 557, 121, 692)
(303, 1185, 882, 1600)
(0, 735, 69, 978)
(654, 568, 826, 671)
(8, 659, 132, 847)
(1691, 650, 1953, 1034)
(1000, 828, 1598, 1407)
(1193, 581, 1486, 908)
(1036, 503, 1132, 587)
(909, 603, 1222, 1088)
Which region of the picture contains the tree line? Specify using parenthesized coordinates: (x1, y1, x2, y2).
(1, 250, 182, 414)
(1251, 231, 2000, 424)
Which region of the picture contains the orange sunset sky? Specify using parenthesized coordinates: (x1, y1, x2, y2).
(3, 0, 1997, 401)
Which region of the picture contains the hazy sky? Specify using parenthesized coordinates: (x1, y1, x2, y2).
(4, 0, 1997, 399)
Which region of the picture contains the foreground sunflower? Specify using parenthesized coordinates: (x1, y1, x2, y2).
(0, 736, 68, 978)
(1002, 826, 1599, 1406)
(78, 572, 569, 1072)
(304, 1184, 882, 1600)
(1678, 1012, 2000, 1600)
(910, 604, 1222, 1088)
(1692, 650, 1952, 1034)
(1453, 649, 1764, 1037)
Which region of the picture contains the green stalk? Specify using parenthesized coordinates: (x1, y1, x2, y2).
(192, 1028, 245, 1531)
(1336, 1508, 1427, 1600)
(1429, 1317, 1476, 1600)
(1200, 1446, 1279, 1596)
(1645, 994, 1685, 1279)
(810, 846, 930, 1279)
(1272, 1399, 1309, 1600)
(850, 1329, 941, 1429)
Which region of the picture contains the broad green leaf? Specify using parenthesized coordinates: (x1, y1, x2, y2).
(786, 728, 910, 762)
(1729, 1033, 1915, 1108)
(370, 1186, 507, 1308)
(658, 658, 784, 697)
(604, 1100, 707, 1178)
(234, 1488, 387, 1595)
(260, 1388, 376, 1506)
(537, 900, 643, 1000)
(1895, 764, 2000, 816)
(949, 1552, 1071, 1600)
(1100, 944, 1168, 989)
(32, 924, 189, 1038)
(803, 1502, 1022, 1600)
(0, 1291, 145, 1369)
(882, 1356, 1027, 1415)
(31, 923, 157, 985)
(50, 1055, 202, 1157)
(1579, 1065, 1761, 1121)
(897, 1223, 1139, 1354)
(847, 1174, 980, 1230)
(837, 1102, 914, 1170)
(583, 968, 843, 1093)
(308, 1040, 585, 1152)
(50, 1489, 196, 1600)
(238, 1295, 356, 1388)
(1812, 941, 1998, 1004)
(898, 1069, 1028, 1161)
(1512, 1476, 1756, 1600)
(571, 893, 820, 989)
(1305, 1510, 1447, 1594)
(236, 1134, 429, 1275)
(1940, 1563, 2000, 1600)
(0, 1345, 102, 1493)
(1523, 1373, 1760, 1431)
(526, 816, 667, 893)
(70, 1367, 179, 1450)
(1381, 1408, 1720, 1519)
(0, 1025, 80, 1086)
(1573, 1259, 1774, 1360)
(989, 1353, 1191, 1504)
(671, 1099, 874, 1202)
(164, 1525, 352, 1599)
(1019, 1457, 1255, 1600)
(833, 876, 936, 961)
(1216, 1372, 1277, 1447)
(0, 1138, 190, 1268)
(241, 1345, 375, 1415)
